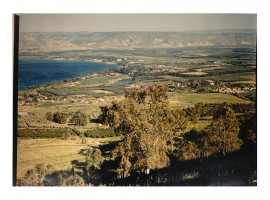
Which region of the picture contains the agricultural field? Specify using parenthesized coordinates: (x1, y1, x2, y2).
(169, 92, 252, 108)
(161, 75, 188, 82)
(80, 74, 128, 86)
(234, 75, 256, 84)
(203, 72, 256, 83)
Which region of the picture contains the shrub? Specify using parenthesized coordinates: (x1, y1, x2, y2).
(45, 112, 53, 121)
(53, 112, 67, 124)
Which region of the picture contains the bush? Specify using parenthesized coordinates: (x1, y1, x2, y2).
(53, 112, 67, 124)
(45, 112, 53, 121)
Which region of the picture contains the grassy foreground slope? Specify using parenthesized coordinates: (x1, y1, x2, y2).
(17, 137, 121, 179)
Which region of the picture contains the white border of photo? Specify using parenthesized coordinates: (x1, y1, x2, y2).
(1, 0, 269, 200)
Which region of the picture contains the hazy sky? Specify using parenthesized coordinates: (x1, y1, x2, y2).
(18, 14, 257, 32)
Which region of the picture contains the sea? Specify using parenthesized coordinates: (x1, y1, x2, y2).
(17, 59, 119, 91)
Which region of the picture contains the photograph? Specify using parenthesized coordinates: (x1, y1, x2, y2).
(14, 13, 257, 186)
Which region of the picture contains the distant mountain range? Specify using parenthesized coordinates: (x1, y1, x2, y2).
(19, 30, 256, 52)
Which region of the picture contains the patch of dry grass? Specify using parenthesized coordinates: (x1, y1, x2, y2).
(195, 67, 226, 72)
(240, 75, 256, 81)
(181, 72, 208, 76)
(17, 136, 121, 179)
(91, 90, 114, 94)
(234, 75, 256, 84)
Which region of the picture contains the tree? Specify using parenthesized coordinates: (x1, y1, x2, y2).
(53, 112, 67, 124)
(173, 128, 204, 161)
(108, 83, 187, 178)
(188, 102, 204, 124)
(86, 148, 103, 182)
(71, 113, 87, 126)
(124, 87, 148, 104)
(86, 149, 103, 170)
(170, 109, 188, 131)
(174, 139, 200, 161)
(194, 102, 204, 117)
(45, 112, 53, 121)
(203, 104, 242, 156)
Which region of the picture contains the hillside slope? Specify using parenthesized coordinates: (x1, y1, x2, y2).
(19, 30, 257, 53)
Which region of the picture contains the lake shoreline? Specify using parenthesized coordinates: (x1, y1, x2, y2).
(18, 59, 120, 91)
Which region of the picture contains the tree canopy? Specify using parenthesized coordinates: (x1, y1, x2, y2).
(71, 113, 88, 126)
(100, 84, 187, 178)
(203, 103, 242, 156)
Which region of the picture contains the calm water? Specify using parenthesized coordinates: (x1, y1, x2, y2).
(18, 59, 119, 91)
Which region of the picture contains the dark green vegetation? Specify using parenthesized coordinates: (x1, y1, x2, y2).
(38, 87, 93, 96)
(235, 89, 256, 101)
(38, 103, 64, 108)
(85, 128, 120, 138)
(53, 112, 67, 124)
(17, 127, 120, 139)
(18, 128, 78, 138)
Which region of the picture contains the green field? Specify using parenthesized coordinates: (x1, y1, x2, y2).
(161, 75, 188, 82)
(200, 72, 256, 82)
(169, 92, 251, 107)
(39, 87, 93, 96)
(134, 76, 166, 83)
(235, 89, 256, 101)
(37, 103, 64, 108)
(80, 74, 127, 85)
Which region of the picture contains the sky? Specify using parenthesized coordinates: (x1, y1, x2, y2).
(18, 14, 257, 32)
